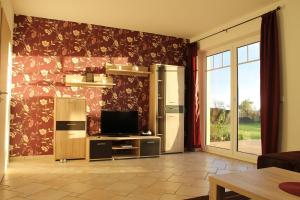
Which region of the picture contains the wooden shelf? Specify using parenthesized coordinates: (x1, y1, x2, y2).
(65, 74, 115, 88)
(105, 63, 150, 77)
(112, 146, 139, 150)
(113, 155, 139, 159)
(65, 81, 115, 88)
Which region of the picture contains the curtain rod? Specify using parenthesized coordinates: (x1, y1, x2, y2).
(194, 6, 280, 42)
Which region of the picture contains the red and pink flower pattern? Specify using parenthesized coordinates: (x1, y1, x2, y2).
(11, 15, 188, 156)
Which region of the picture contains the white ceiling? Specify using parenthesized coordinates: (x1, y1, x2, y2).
(12, 0, 276, 39)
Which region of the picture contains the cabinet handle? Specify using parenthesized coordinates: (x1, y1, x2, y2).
(96, 142, 106, 146)
(66, 123, 77, 126)
(0, 91, 8, 95)
(146, 141, 155, 144)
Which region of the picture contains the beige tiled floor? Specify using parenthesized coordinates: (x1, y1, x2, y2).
(1, 152, 256, 200)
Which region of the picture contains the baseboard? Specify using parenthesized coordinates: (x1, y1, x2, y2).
(9, 155, 54, 161)
(184, 147, 202, 152)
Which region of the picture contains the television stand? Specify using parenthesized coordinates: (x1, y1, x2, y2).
(86, 136, 161, 161)
(105, 135, 131, 137)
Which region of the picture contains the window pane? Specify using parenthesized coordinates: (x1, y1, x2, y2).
(207, 66, 231, 149)
(207, 56, 213, 70)
(248, 42, 260, 61)
(238, 60, 261, 154)
(223, 51, 230, 67)
(238, 46, 247, 64)
(213, 53, 222, 68)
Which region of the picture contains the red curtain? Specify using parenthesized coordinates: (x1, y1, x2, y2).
(260, 10, 281, 154)
(185, 42, 201, 150)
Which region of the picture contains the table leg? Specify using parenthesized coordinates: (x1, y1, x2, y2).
(209, 181, 225, 200)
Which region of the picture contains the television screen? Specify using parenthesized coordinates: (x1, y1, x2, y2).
(101, 111, 139, 136)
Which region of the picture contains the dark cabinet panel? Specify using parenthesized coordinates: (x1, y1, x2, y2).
(140, 139, 160, 156)
(90, 140, 112, 159)
(56, 121, 86, 131)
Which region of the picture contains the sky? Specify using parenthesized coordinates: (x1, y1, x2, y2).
(207, 42, 260, 111)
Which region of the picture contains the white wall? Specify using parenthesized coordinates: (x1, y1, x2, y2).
(192, 0, 300, 152)
(279, 0, 300, 151)
(0, 0, 14, 32)
(0, 0, 13, 181)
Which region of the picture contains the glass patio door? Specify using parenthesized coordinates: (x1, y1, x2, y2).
(206, 51, 231, 149)
(205, 37, 262, 160)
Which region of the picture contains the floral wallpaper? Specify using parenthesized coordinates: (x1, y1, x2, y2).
(11, 15, 188, 156)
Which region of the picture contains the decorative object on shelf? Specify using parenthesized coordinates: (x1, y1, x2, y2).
(141, 130, 152, 136)
(105, 63, 150, 77)
(64, 74, 115, 88)
(85, 73, 94, 82)
(132, 65, 139, 72)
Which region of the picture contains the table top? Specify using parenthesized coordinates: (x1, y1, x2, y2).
(209, 167, 300, 200)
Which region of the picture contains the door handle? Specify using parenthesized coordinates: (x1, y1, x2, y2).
(0, 91, 8, 95)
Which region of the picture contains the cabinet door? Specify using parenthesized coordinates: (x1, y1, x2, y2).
(55, 98, 86, 121)
(165, 113, 184, 153)
(89, 140, 112, 159)
(140, 139, 160, 156)
(165, 68, 184, 105)
(55, 131, 86, 160)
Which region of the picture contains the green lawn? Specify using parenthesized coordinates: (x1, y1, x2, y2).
(238, 122, 261, 140)
(210, 122, 261, 142)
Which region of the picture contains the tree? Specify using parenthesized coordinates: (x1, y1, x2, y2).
(239, 99, 254, 118)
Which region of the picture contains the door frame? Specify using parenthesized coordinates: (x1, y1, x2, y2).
(202, 35, 260, 163)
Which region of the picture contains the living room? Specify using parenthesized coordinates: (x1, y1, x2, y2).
(0, 0, 299, 199)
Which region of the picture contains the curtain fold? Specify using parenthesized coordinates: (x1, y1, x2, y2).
(185, 42, 201, 150)
(260, 10, 281, 154)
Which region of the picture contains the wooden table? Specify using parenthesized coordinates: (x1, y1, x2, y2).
(209, 167, 300, 200)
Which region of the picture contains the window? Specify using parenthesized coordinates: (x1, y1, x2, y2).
(206, 51, 231, 149)
(205, 39, 261, 158)
(237, 42, 261, 155)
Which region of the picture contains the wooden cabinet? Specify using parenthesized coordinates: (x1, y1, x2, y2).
(165, 66, 185, 106)
(140, 139, 160, 156)
(55, 98, 86, 121)
(149, 64, 184, 153)
(165, 113, 184, 153)
(89, 140, 112, 160)
(86, 136, 160, 161)
(54, 98, 87, 160)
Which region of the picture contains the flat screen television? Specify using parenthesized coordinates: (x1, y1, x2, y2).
(101, 110, 139, 136)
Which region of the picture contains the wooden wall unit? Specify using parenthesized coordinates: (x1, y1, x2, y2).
(86, 136, 160, 161)
(105, 63, 150, 77)
(149, 64, 185, 153)
(54, 97, 87, 160)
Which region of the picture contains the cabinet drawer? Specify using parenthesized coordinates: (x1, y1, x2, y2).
(140, 139, 160, 156)
(56, 121, 85, 131)
(90, 140, 112, 159)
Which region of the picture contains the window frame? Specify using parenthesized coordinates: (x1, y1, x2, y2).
(203, 35, 260, 163)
